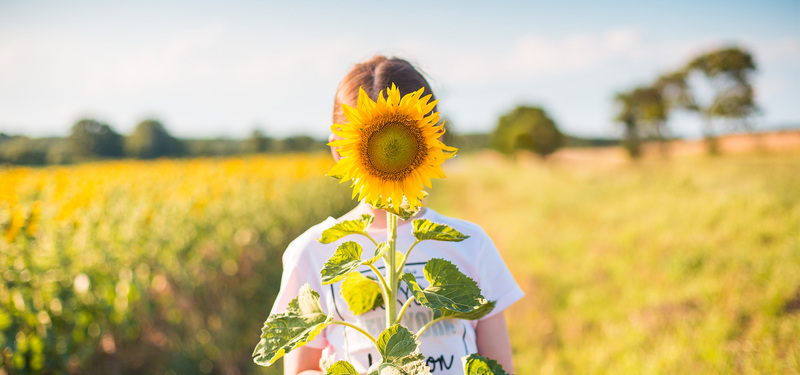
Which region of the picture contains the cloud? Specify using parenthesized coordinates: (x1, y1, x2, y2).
(504, 28, 642, 76)
(751, 36, 800, 64)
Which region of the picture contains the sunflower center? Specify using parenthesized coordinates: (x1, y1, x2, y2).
(361, 113, 427, 181)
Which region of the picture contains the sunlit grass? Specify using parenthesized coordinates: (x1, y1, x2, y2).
(429, 151, 800, 374)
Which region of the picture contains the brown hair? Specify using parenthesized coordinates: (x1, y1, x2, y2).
(332, 56, 436, 124)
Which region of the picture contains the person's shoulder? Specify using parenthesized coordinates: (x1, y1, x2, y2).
(425, 209, 490, 240)
(282, 217, 338, 262)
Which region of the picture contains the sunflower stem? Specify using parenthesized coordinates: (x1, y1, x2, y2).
(385, 211, 399, 329)
(367, 263, 390, 310)
(397, 239, 421, 277)
(331, 321, 378, 347)
(397, 295, 416, 323)
(416, 316, 447, 340)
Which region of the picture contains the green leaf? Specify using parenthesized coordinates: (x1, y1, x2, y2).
(368, 194, 425, 221)
(412, 219, 470, 242)
(321, 241, 364, 285)
(434, 298, 496, 321)
(377, 363, 416, 375)
(463, 354, 509, 375)
(321, 241, 388, 285)
(371, 242, 390, 264)
(253, 284, 333, 366)
(371, 352, 431, 375)
(340, 272, 383, 315)
(393, 352, 432, 374)
(318, 215, 374, 244)
(325, 360, 359, 375)
(401, 259, 493, 319)
(373, 325, 432, 375)
(377, 324, 418, 361)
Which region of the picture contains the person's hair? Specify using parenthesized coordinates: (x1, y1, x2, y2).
(333, 56, 436, 124)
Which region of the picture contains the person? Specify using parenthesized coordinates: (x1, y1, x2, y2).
(270, 55, 525, 375)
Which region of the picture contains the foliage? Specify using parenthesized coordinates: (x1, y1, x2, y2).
(615, 45, 758, 155)
(429, 152, 800, 375)
(69, 119, 124, 159)
(125, 119, 185, 159)
(0, 125, 337, 167)
(252, 286, 333, 366)
(614, 86, 668, 158)
(252, 211, 506, 373)
(279, 136, 327, 153)
(245, 130, 275, 154)
(463, 354, 509, 375)
(0, 137, 68, 166)
(0, 154, 354, 374)
(491, 106, 563, 158)
(684, 46, 758, 152)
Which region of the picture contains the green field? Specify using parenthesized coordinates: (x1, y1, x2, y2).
(428, 152, 800, 374)
(2, 151, 798, 374)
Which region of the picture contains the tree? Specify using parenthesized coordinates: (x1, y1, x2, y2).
(244, 129, 273, 153)
(683, 46, 758, 153)
(69, 119, 124, 159)
(126, 119, 184, 159)
(0, 137, 47, 165)
(614, 91, 642, 158)
(614, 86, 669, 158)
(279, 135, 325, 153)
(491, 106, 563, 158)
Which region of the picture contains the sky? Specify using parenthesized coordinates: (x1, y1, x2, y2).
(0, 0, 798, 140)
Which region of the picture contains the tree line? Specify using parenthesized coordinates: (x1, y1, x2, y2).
(613, 45, 757, 157)
(489, 45, 758, 159)
(0, 119, 329, 165)
(0, 45, 759, 165)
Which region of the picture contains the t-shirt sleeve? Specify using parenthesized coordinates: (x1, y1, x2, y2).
(476, 233, 525, 320)
(268, 240, 329, 349)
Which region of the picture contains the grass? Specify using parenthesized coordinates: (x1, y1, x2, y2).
(428, 151, 800, 374)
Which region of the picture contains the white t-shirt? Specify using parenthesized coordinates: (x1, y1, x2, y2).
(270, 208, 525, 374)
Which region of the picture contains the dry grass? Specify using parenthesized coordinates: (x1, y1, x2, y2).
(429, 149, 800, 374)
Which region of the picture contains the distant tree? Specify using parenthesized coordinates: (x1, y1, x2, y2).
(654, 71, 695, 112)
(245, 129, 273, 153)
(614, 86, 670, 158)
(0, 137, 47, 165)
(453, 133, 492, 152)
(126, 119, 184, 159)
(69, 119, 124, 159)
(614, 91, 642, 158)
(45, 140, 73, 165)
(280, 136, 325, 153)
(682, 46, 758, 153)
(491, 106, 563, 158)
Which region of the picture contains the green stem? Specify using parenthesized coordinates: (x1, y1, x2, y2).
(362, 232, 379, 247)
(397, 239, 421, 275)
(416, 316, 446, 340)
(385, 211, 398, 329)
(367, 264, 390, 308)
(396, 296, 415, 324)
(332, 321, 378, 346)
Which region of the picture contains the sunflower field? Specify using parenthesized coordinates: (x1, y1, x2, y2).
(2, 150, 799, 375)
(1, 154, 353, 374)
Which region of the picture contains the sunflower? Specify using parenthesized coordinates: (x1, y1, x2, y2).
(327, 84, 457, 210)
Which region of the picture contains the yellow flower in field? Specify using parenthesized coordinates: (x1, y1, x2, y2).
(327, 84, 457, 209)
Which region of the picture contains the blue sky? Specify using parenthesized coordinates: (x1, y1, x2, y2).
(1, 0, 798, 139)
